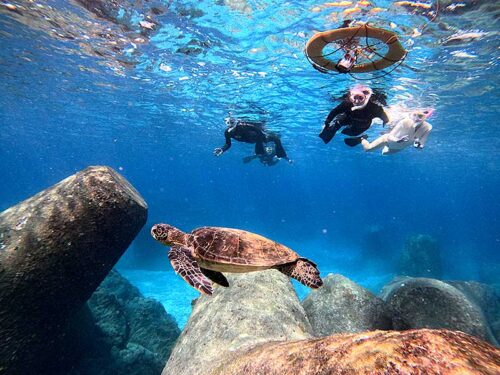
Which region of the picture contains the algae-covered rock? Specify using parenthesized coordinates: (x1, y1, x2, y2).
(398, 234, 443, 278)
(302, 274, 392, 336)
(381, 277, 497, 345)
(67, 270, 181, 375)
(213, 329, 500, 375)
(0, 166, 147, 374)
(163, 270, 312, 375)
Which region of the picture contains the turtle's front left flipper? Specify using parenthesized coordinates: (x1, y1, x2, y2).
(200, 268, 229, 287)
(168, 246, 213, 295)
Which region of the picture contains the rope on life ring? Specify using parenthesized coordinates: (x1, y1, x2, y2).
(305, 25, 407, 73)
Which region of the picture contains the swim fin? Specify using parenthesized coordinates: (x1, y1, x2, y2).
(344, 135, 366, 147)
(243, 155, 257, 164)
(319, 124, 338, 144)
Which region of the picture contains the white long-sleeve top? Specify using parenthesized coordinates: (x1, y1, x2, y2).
(382, 117, 432, 154)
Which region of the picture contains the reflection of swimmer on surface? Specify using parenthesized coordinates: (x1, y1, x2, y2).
(214, 117, 291, 162)
(242, 144, 287, 166)
(358, 108, 433, 154)
(320, 84, 389, 146)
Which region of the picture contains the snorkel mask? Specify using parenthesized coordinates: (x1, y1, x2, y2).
(411, 108, 434, 124)
(224, 117, 236, 127)
(350, 85, 373, 111)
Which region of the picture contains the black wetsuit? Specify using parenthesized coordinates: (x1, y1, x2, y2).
(219, 123, 288, 159)
(242, 149, 280, 166)
(320, 101, 389, 144)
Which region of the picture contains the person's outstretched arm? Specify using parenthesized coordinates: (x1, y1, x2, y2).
(414, 122, 432, 148)
(214, 129, 232, 156)
(324, 102, 347, 126)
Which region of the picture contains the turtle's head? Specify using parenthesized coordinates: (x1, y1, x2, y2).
(151, 224, 187, 246)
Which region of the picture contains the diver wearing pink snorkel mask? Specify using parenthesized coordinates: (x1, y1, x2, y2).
(359, 108, 434, 154)
(320, 85, 389, 146)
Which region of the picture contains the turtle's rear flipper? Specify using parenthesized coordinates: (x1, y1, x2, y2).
(276, 258, 323, 289)
(168, 246, 213, 295)
(200, 268, 229, 287)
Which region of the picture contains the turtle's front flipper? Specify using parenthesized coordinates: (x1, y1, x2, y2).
(200, 268, 229, 287)
(276, 258, 323, 289)
(168, 246, 213, 295)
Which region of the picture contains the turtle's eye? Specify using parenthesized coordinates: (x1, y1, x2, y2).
(362, 90, 370, 95)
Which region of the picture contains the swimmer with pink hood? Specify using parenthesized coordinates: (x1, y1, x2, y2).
(320, 84, 389, 146)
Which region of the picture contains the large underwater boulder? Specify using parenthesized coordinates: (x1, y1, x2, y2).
(302, 274, 392, 336)
(162, 270, 312, 375)
(380, 277, 498, 345)
(446, 280, 500, 344)
(213, 329, 500, 375)
(398, 234, 443, 278)
(0, 166, 147, 374)
(66, 270, 180, 375)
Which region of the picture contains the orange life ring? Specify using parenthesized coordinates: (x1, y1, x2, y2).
(305, 25, 407, 73)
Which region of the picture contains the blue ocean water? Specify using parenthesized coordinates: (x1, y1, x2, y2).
(1, 0, 499, 327)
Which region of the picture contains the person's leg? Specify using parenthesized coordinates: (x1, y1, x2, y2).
(267, 134, 287, 158)
(254, 141, 265, 155)
(361, 134, 389, 152)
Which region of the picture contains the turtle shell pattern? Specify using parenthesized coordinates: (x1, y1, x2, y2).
(190, 227, 299, 268)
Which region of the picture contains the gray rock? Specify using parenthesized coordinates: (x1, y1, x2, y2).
(446, 280, 500, 343)
(302, 274, 392, 336)
(0, 166, 147, 374)
(163, 270, 312, 375)
(381, 277, 497, 345)
(398, 234, 443, 278)
(126, 297, 179, 360)
(88, 291, 128, 348)
(66, 270, 181, 375)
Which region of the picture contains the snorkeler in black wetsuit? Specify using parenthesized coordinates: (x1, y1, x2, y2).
(242, 145, 281, 166)
(214, 118, 290, 162)
(320, 85, 389, 146)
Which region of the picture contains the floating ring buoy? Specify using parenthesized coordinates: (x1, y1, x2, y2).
(305, 25, 407, 73)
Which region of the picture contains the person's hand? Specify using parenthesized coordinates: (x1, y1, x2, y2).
(213, 148, 224, 156)
(414, 140, 423, 149)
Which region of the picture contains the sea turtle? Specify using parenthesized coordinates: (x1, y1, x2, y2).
(151, 224, 323, 295)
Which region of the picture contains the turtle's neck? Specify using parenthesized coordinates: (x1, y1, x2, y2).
(171, 230, 190, 247)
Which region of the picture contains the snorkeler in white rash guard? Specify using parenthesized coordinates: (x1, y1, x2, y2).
(359, 108, 433, 154)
